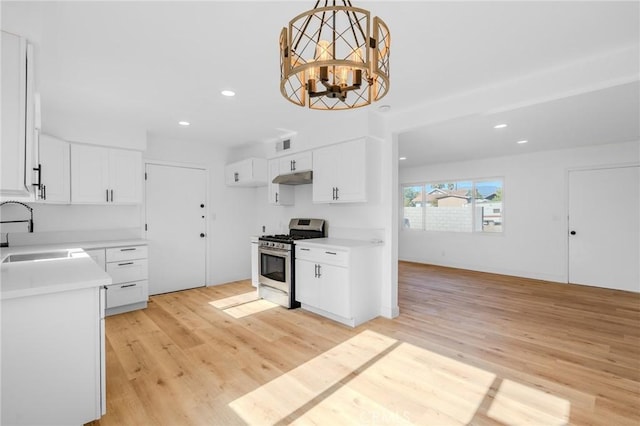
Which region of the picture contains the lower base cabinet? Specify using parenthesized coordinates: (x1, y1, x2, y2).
(295, 241, 382, 327)
(1, 286, 105, 425)
(85, 245, 149, 315)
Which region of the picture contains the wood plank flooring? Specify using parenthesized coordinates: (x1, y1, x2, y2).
(87, 263, 640, 425)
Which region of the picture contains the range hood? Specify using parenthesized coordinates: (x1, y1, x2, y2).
(272, 171, 313, 185)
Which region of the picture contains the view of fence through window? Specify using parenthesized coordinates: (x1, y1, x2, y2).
(402, 179, 503, 233)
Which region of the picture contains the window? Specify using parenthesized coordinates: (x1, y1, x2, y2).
(402, 178, 503, 233)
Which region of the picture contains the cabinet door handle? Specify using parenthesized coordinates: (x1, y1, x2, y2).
(110, 189, 114, 202)
(120, 283, 137, 288)
(117, 262, 134, 266)
(292, 160, 296, 171)
(120, 248, 136, 252)
(314, 264, 318, 278)
(335, 187, 339, 200)
(234, 172, 239, 182)
(317, 264, 321, 278)
(332, 187, 336, 200)
(32, 164, 42, 194)
(325, 251, 337, 255)
(275, 192, 278, 203)
(42, 184, 46, 200)
(106, 189, 109, 202)
(300, 248, 310, 251)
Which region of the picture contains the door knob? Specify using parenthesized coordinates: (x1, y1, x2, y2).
(200, 233, 206, 238)
(570, 231, 576, 235)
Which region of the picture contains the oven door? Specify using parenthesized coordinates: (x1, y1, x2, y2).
(258, 247, 291, 294)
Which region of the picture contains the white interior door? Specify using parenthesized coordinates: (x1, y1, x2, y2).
(145, 163, 207, 295)
(568, 166, 639, 292)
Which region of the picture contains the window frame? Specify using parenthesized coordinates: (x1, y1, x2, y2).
(401, 176, 505, 234)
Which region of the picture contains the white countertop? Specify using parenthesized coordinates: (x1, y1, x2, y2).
(0, 239, 148, 258)
(295, 237, 384, 250)
(1, 251, 112, 300)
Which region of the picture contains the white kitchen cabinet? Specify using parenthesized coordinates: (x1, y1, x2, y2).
(295, 257, 321, 306)
(1, 31, 36, 200)
(251, 236, 259, 287)
(225, 157, 267, 187)
(70, 144, 142, 204)
(278, 151, 312, 175)
(104, 245, 148, 315)
(109, 149, 142, 203)
(1, 285, 105, 425)
(312, 138, 367, 203)
(36, 134, 70, 203)
(295, 239, 382, 327)
(268, 159, 294, 205)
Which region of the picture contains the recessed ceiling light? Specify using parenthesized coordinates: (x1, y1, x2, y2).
(221, 90, 236, 97)
(399, 157, 407, 160)
(178, 121, 190, 126)
(516, 140, 528, 144)
(494, 123, 508, 129)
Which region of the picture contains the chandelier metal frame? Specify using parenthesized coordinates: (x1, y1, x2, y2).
(279, 0, 390, 110)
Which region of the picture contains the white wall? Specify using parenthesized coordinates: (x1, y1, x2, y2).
(144, 135, 256, 285)
(3, 203, 142, 246)
(44, 107, 147, 150)
(399, 140, 640, 283)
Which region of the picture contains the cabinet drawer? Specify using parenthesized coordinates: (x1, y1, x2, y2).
(106, 280, 148, 308)
(106, 245, 147, 262)
(106, 259, 148, 284)
(296, 246, 348, 267)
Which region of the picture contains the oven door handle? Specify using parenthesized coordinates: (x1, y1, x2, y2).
(259, 247, 291, 257)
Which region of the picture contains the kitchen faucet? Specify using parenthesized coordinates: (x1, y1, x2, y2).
(0, 201, 34, 247)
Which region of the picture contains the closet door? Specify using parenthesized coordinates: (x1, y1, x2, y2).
(568, 166, 639, 292)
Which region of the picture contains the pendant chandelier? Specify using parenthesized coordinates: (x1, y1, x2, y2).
(279, 0, 390, 110)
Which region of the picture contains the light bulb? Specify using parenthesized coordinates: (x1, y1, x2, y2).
(316, 40, 332, 61)
(308, 65, 318, 81)
(336, 66, 349, 86)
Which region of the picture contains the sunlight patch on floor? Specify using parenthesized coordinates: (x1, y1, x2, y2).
(229, 330, 398, 424)
(487, 379, 570, 425)
(208, 291, 259, 309)
(293, 341, 496, 425)
(229, 329, 571, 425)
(222, 299, 279, 319)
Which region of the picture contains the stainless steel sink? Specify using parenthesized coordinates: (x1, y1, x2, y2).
(2, 249, 84, 264)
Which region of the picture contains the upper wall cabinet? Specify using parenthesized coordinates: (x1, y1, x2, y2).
(267, 151, 312, 206)
(278, 151, 312, 175)
(1, 31, 36, 200)
(313, 138, 367, 203)
(36, 134, 70, 204)
(70, 144, 142, 204)
(225, 158, 267, 187)
(268, 159, 294, 206)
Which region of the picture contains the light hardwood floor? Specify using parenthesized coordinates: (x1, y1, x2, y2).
(88, 262, 640, 425)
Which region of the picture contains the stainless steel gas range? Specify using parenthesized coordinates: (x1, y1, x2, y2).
(258, 218, 326, 308)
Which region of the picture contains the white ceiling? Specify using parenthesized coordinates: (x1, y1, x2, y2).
(398, 81, 640, 168)
(2, 1, 639, 158)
